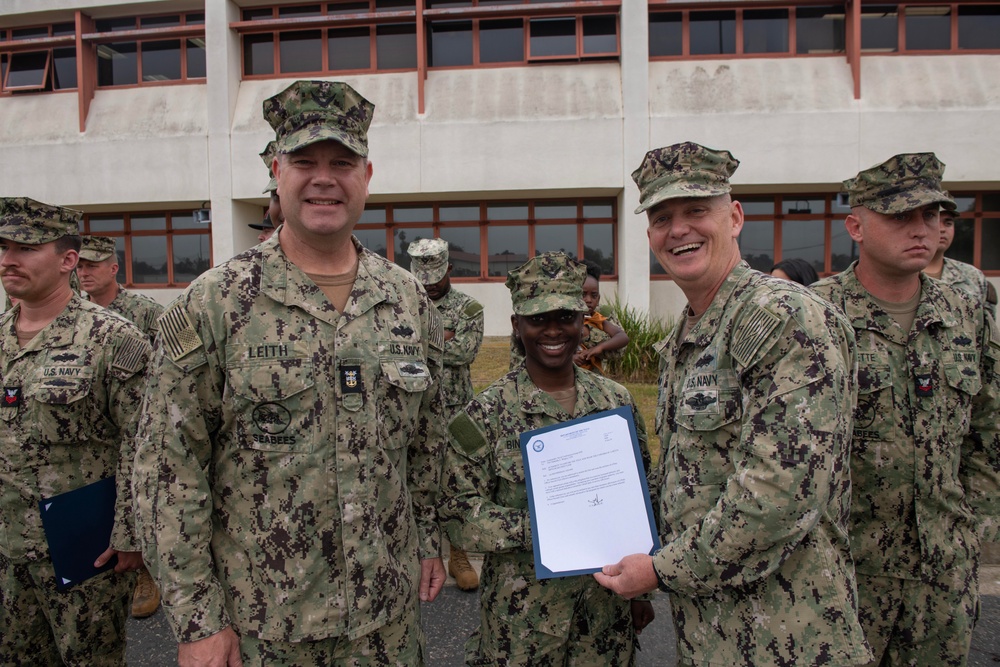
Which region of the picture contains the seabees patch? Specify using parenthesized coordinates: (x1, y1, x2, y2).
(158, 303, 203, 361)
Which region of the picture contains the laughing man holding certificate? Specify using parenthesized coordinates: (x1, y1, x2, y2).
(594, 143, 872, 666)
(440, 252, 655, 666)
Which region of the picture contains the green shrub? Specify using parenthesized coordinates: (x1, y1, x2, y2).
(605, 297, 675, 384)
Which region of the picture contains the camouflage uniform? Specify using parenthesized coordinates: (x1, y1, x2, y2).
(809, 153, 1000, 667)
(432, 287, 483, 413)
(96, 287, 163, 342)
(440, 252, 652, 666)
(631, 144, 870, 666)
(0, 198, 151, 666)
(938, 257, 997, 318)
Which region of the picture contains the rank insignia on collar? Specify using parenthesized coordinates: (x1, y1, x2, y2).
(341, 365, 362, 394)
(915, 374, 933, 397)
(3, 387, 22, 408)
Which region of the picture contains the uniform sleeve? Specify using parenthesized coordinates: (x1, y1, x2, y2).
(442, 298, 484, 368)
(439, 401, 531, 553)
(653, 301, 856, 595)
(106, 328, 152, 552)
(132, 291, 231, 643)
(409, 304, 447, 559)
(959, 311, 1000, 542)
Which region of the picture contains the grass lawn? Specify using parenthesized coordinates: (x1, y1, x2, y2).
(471, 337, 661, 464)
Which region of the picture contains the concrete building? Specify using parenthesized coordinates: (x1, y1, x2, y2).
(1, 0, 998, 334)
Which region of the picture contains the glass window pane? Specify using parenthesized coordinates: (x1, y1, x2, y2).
(244, 8, 274, 20)
(905, 7, 950, 50)
(187, 39, 207, 78)
(739, 196, 775, 216)
(53, 48, 77, 89)
(394, 227, 434, 269)
(53, 23, 77, 37)
(173, 235, 210, 283)
(649, 12, 682, 57)
(11, 27, 47, 40)
(945, 217, 974, 265)
(862, 6, 898, 52)
(690, 11, 736, 55)
(376, 0, 416, 11)
(439, 227, 481, 276)
(360, 206, 387, 224)
(535, 224, 576, 256)
(796, 6, 845, 54)
(780, 220, 824, 276)
(141, 15, 181, 28)
(535, 202, 576, 219)
(376, 24, 416, 69)
(951, 195, 976, 214)
(429, 21, 473, 67)
(6, 52, 47, 89)
(439, 205, 480, 222)
(355, 228, 389, 257)
(583, 223, 613, 274)
(393, 206, 434, 223)
(131, 236, 169, 284)
(98, 42, 138, 86)
(141, 40, 182, 81)
(428, 0, 472, 6)
(650, 248, 667, 276)
(830, 221, 858, 272)
(280, 4, 323, 17)
(329, 28, 371, 70)
(329, 2, 371, 16)
(738, 219, 774, 272)
(186, 13, 206, 25)
(96, 18, 137, 32)
(488, 226, 528, 276)
(959, 6, 1000, 49)
(112, 237, 126, 284)
(488, 202, 527, 220)
(983, 193, 1000, 211)
(782, 198, 824, 215)
(244, 34, 275, 76)
(171, 213, 199, 230)
(131, 214, 166, 232)
(88, 216, 126, 233)
(280, 30, 322, 73)
(529, 18, 576, 58)
(981, 220, 1000, 271)
(480, 19, 523, 63)
(582, 15, 616, 55)
(744, 9, 789, 54)
(584, 201, 613, 218)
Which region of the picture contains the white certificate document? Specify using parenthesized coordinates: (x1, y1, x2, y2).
(519, 406, 658, 579)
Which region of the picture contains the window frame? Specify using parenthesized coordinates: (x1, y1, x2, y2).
(0, 23, 77, 95)
(86, 12, 207, 88)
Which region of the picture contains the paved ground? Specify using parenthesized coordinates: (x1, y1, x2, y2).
(128, 564, 1000, 666)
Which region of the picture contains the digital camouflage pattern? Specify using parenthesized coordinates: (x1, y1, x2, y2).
(843, 152, 954, 214)
(0, 197, 81, 244)
(79, 235, 116, 262)
(264, 80, 375, 157)
(652, 262, 871, 666)
(0, 295, 150, 664)
(407, 238, 449, 285)
(631, 142, 739, 214)
(440, 365, 650, 666)
(938, 257, 998, 318)
(431, 287, 484, 410)
(97, 286, 164, 343)
(133, 233, 446, 646)
(260, 139, 278, 193)
(812, 265, 1000, 665)
(506, 252, 588, 317)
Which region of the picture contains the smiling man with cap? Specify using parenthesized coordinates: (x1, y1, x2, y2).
(0, 197, 151, 665)
(134, 81, 447, 666)
(407, 237, 484, 591)
(812, 153, 1000, 667)
(593, 142, 871, 666)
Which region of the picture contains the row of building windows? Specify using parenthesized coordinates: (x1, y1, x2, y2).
(74, 194, 998, 289)
(4, 2, 1000, 94)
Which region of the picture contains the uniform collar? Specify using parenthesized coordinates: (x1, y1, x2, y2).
(515, 365, 603, 419)
(0, 294, 83, 360)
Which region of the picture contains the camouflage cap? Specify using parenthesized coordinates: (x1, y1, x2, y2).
(260, 140, 278, 194)
(843, 153, 954, 214)
(940, 191, 958, 214)
(407, 238, 449, 285)
(263, 80, 375, 157)
(0, 197, 81, 244)
(506, 252, 588, 316)
(248, 213, 276, 232)
(79, 235, 117, 262)
(632, 142, 740, 214)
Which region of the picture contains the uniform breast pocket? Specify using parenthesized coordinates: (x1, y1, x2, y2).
(227, 359, 316, 453)
(29, 374, 94, 445)
(942, 362, 981, 437)
(377, 358, 431, 452)
(853, 365, 896, 444)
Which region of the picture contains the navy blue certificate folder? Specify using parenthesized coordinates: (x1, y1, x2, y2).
(38, 476, 117, 590)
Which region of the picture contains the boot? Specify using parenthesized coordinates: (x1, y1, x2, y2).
(132, 566, 161, 618)
(448, 545, 479, 591)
